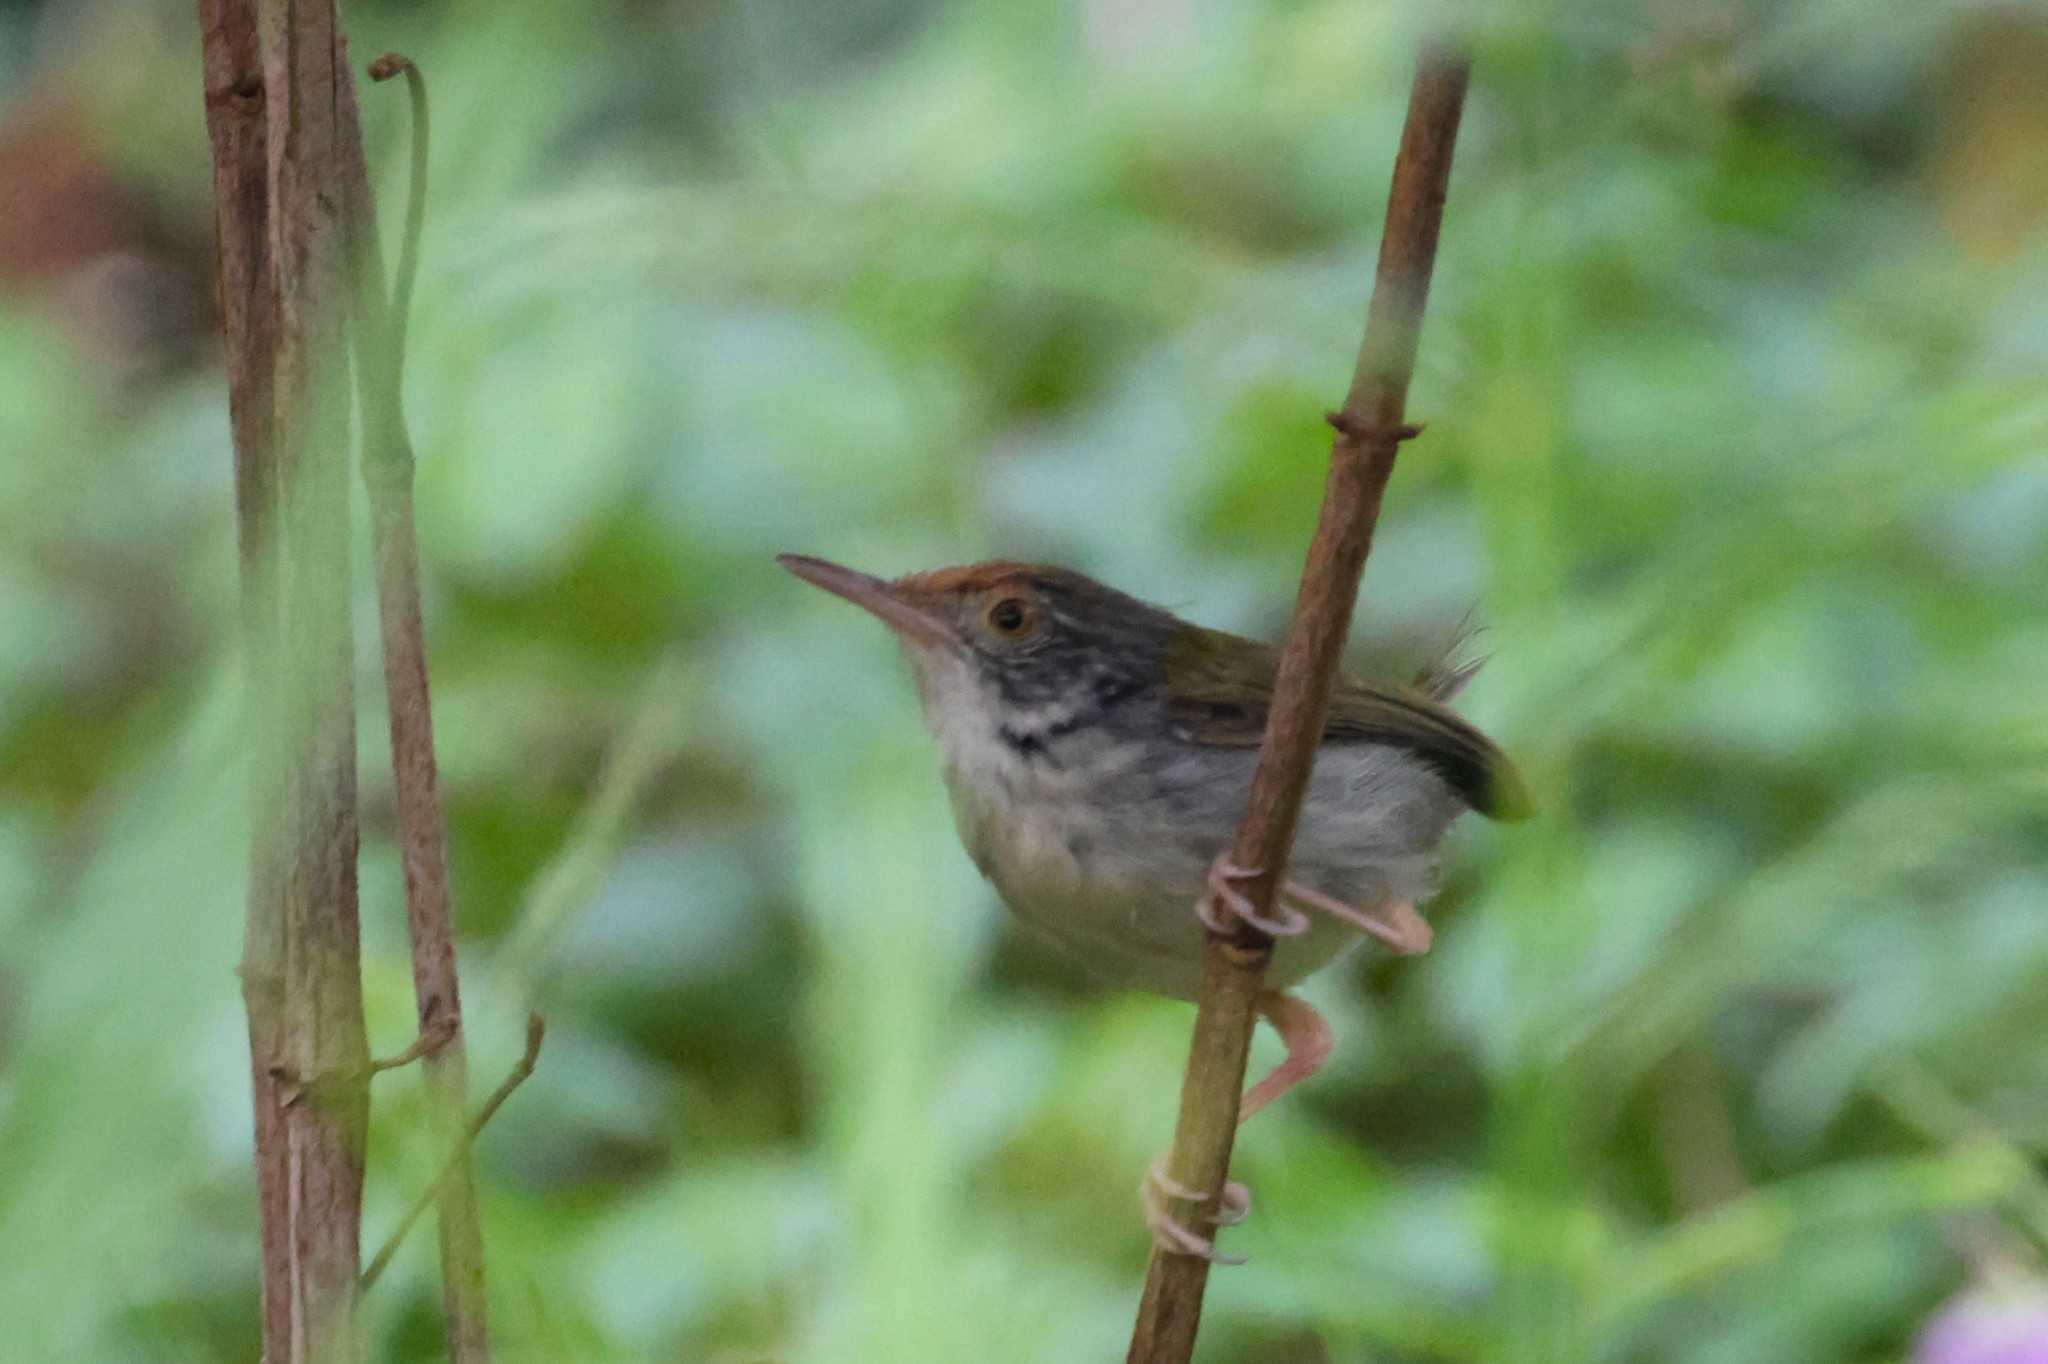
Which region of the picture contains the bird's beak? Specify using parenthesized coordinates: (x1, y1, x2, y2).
(777, 554, 957, 651)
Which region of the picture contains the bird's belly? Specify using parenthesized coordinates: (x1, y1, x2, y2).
(998, 873, 1365, 1002)
(972, 803, 1363, 1002)
(940, 738, 1441, 1001)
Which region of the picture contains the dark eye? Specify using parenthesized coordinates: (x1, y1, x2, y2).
(986, 597, 1029, 634)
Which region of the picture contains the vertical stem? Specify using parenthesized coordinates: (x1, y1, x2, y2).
(1127, 46, 1471, 1364)
(196, 1, 290, 1352)
(337, 54, 493, 1361)
(263, 0, 372, 1356)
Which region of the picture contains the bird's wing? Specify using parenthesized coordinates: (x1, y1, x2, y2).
(1163, 626, 1532, 820)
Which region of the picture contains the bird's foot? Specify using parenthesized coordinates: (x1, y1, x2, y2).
(1142, 1157, 1251, 1263)
(1280, 880, 1432, 955)
(1196, 856, 1309, 937)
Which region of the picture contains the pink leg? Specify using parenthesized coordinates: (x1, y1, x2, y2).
(1143, 991, 1334, 1258)
(1238, 991, 1334, 1125)
(1155, 873, 1402, 1260)
(1281, 880, 1432, 956)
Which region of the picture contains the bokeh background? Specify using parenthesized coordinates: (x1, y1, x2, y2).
(4, 0, 2048, 1359)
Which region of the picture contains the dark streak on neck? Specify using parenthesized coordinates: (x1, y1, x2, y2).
(995, 672, 1144, 765)
(996, 724, 1061, 766)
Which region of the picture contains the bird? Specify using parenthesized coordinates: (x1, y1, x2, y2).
(778, 553, 1528, 1257)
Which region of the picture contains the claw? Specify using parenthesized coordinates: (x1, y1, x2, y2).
(1148, 1205, 1240, 1263)
(1141, 1158, 1249, 1265)
(1146, 1159, 1206, 1203)
(1195, 858, 1259, 934)
(1213, 1179, 1251, 1226)
(1198, 856, 1309, 937)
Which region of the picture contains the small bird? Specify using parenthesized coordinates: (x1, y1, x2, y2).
(779, 553, 1528, 1256)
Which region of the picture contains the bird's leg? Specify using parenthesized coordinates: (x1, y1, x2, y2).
(1197, 857, 1429, 956)
(1196, 856, 1310, 937)
(1280, 879, 1433, 956)
(1159, 862, 1412, 1260)
(1142, 990, 1330, 1261)
(1239, 989, 1335, 1124)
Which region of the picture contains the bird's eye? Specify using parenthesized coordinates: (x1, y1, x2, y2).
(986, 597, 1030, 634)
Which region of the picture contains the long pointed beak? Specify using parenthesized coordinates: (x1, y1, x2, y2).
(777, 554, 957, 650)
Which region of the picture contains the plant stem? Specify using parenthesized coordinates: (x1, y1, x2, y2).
(334, 50, 495, 1362)
(1126, 44, 1471, 1364)
(201, 1, 384, 1358)
(196, 0, 289, 1350)
(263, 0, 374, 1347)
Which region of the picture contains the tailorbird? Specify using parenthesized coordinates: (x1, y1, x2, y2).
(778, 553, 1528, 1257)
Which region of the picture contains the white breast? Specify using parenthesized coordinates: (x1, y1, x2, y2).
(906, 649, 1417, 1001)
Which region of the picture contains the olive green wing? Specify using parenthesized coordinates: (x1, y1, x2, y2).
(1163, 626, 1532, 820)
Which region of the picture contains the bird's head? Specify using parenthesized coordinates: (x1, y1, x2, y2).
(777, 554, 1175, 748)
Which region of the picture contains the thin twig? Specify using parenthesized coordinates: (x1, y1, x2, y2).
(369, 1016, 458, 1074)
(1127, 44, 1472, 1364)
(363, 1014, 547, 1291)
(366, 52, 426, 383)
(264, 1016, 453, 1100)
(335, 49, 495, 1362)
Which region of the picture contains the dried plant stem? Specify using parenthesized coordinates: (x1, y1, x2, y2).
(1127, 46, 1471, 1364)
(335, 51, 494, 1362)
(197, 0, 290, 1349)
(262, 0, 374, 1349)
(200, 0, 377, 1358)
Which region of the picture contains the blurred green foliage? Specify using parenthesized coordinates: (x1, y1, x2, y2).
(2, 0, 2047, 1360)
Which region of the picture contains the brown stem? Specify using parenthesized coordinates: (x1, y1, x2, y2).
(197, 0, 289, 1351)
(334, 52, 495, 1362)
(266, 0, 373, 1350)
(1127, 46, 1471, 1364)
(201, 2, 383, 1359)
